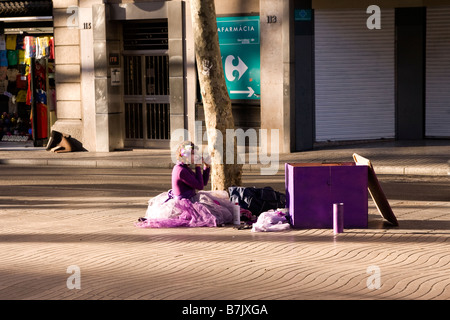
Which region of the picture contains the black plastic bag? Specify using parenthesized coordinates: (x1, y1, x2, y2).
(228, 186, 286, 216)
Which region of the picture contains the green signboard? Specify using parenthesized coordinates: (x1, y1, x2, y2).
(217, 16, 260, 100)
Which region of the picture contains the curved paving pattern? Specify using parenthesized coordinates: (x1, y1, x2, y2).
(0, 189, 449, 300)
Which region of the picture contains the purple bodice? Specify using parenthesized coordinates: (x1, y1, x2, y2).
(171, 163, 210, 199)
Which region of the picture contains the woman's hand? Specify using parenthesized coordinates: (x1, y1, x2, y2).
(193, 153, 203, 167)
(203, 154, 211, 169)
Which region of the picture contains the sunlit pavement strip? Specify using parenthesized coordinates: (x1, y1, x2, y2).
(0, 195, 449, 300)
(1, 140, 449, 176)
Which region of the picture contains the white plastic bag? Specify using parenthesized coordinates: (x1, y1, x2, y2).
(251, 209, 291, 232)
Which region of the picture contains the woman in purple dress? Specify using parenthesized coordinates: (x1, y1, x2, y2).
(135, 141, 234, 228)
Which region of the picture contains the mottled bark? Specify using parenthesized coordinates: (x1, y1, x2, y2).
(190, 0, 242, 190)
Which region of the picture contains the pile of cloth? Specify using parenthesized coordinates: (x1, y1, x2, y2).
(251, 209, 291, 232)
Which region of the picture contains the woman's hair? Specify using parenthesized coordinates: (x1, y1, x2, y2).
(176, 141, 197, 163)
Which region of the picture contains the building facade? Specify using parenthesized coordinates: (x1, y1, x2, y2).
(2, 0, 449, 153)
(50, 0, 290, 153)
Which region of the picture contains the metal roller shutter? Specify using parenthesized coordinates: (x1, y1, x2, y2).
(426, 6, 450, 138)
(314, 9, 395, 141)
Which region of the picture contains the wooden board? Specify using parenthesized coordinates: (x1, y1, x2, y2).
(353, 153, 399, 226)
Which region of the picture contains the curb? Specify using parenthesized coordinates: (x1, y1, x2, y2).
(0, 158, 174, 169)
(0, 158, 448, 176)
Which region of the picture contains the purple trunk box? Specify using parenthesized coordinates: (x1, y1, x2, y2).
(285, 162, 368, 229)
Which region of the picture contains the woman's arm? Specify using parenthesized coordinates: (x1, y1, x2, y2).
(178, 165, 205, 190)
(202, 155, 211, 186)
(202, 166, 210, 186)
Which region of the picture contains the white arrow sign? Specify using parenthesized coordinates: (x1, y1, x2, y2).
(230, 87, 255, 98)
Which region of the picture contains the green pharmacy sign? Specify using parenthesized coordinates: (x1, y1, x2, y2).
(217, 16, 260, 100)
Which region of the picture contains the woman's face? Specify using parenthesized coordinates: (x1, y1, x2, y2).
(179, 143, 195, 164)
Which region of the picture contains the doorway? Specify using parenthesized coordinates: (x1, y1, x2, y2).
(123, 54, 170, 148)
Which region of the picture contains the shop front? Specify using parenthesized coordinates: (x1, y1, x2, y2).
(0, 1, 55, 147)
(426, 5, 450, 138)
(313, 7, 395, 142)
(293, 1, 450, 151)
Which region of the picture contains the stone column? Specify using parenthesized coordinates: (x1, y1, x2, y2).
(79, 1, 96, 152)
(184, 0, 197, 145)
(52, 0, 83, 144)
(260, 0, 293, 153)
(92, 3, 123, 152)
(168, 1, 186, 144)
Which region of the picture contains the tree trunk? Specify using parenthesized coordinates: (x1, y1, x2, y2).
(189, 0, 242, 190)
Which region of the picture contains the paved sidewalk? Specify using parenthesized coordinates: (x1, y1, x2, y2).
(0, 139, 449, 176)
(0, 141, 449, 301)
(1, 188, 449, 300)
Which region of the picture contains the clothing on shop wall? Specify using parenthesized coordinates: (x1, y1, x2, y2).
(0, 31, 54, 141)
(35, 59, 46, 90)
(16, 35, 24, 50)
(6, 35, 17, 50)
(36, 37, 50, 59)
(26, 73, 31, 105)
(16, 89, 27, 103)
(49, 37, 54, 59)
(0, 35, 54, 68)
(24, 36, 36, 59)
(0, 79, 8, 94)
(36, 89, 47, 104)
(0, 51, 7, 67)
(0, 35, 5, 51)
(18, 50, 25, 64)
(16, 74, 27, 89)
(7, 50, 18, 66)
(6, 68, 19, 82)
(0, 66, 6, 80)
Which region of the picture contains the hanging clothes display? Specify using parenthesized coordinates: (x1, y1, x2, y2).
(0, 33, 55, 143)
(6, 35, 17, 50)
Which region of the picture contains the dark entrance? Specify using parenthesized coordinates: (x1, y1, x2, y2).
(395, 7, 426, 140)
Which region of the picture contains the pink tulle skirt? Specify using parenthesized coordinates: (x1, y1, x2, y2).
(135, 190, 234, 228)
